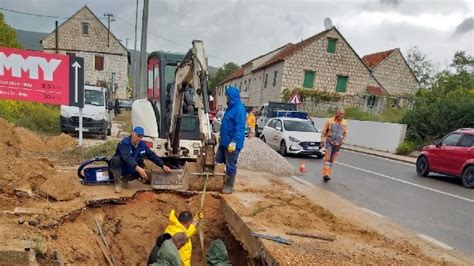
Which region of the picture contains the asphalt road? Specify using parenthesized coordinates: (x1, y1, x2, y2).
(285, 150, 474, 256)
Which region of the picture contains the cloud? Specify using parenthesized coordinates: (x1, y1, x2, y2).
(454, 17, 474, 36)
(380, 0, 401, 6)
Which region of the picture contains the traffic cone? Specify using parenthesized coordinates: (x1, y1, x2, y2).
(299, 160, 307, 174)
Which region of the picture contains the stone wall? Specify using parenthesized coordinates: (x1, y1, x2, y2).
(248, 62, 284, 107)
(372, 50, 418, 95)
(282, 29, 379, 96)
(42, 7, 128, 98)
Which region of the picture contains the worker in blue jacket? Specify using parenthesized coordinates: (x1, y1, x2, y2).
(217, 86, 246, 194)
(110, 126, 171, 193)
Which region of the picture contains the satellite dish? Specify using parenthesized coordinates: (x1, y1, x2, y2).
(324, 17, 333, 30)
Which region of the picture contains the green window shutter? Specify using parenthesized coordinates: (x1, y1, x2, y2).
(327, 38, 337, 54)
(264, 73, 268, 88)
(273, 71, 278, 87)
(303, 70, 315, 88)
(336, 75, 348, 92)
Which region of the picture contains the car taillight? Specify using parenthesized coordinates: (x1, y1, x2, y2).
(144, 141, 153, 148)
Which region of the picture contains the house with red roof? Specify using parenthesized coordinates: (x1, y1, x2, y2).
(217, 26, 418, 113)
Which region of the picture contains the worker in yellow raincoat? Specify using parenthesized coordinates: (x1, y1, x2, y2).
(246, 107, 257, 138)
(164, 209, 203, 266)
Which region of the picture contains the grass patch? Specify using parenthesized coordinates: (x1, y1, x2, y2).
(114, 110, 132, 134)
(0, 100, 60, 134)
(395, 140, 420, 155)
(343, 107, 405, 123)
(63, 140, 119, 164)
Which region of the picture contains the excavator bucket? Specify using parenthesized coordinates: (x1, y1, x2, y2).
(146, 161, 226, 191)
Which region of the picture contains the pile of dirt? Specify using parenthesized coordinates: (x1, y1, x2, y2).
(227, 171, 448, 265)
(238, 138, 298, 176)
(0, 118, 78, 209)
(15, 127, 76, 153)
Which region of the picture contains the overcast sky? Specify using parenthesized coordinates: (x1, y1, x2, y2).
(2, 0, 473, 69)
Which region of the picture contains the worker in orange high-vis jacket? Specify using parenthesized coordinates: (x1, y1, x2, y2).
(320, 108, 348, 182)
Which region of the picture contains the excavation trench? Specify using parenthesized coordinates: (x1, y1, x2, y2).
(37, 191, 250, 265)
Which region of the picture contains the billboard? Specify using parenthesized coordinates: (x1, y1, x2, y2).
(0, 47, 84, 107)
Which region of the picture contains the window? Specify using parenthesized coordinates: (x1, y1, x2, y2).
(336, 75, 348, 92)
(268, 119, 276, 128)
(82, 22, 89, 35)
(303, 70, 315, 88)
(272, 71, 278, 87)
(459, 134, 474, 147)
(275, 120, 283, 130)
(239, 82, 242, 90)
(264, 73, 268, 88)
(367, 95, 377, 108)
(95, 55, 104, 71)
(248, 79, 251, 91)
(441, 133, 462, 146)
(284, 120, 317, 132)
(327, 38, 337, 54)
(66, 52, 76, 57)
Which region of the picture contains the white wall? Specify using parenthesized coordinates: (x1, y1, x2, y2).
(311, 117, 407, 153)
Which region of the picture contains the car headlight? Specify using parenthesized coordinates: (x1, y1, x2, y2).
(289, 136, 300, 143)
(95, 112, 106, 120)
(60, 109, 69, 118)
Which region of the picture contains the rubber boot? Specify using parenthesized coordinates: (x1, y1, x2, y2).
(111, 169, 122, 193)
(222, 175, 236, 194)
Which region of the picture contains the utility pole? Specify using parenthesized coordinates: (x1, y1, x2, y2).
(133, 0, 139, 99)
(125, 38, 130, 49)
(104, 13, 115, 47)
(139, 0, 149, 99)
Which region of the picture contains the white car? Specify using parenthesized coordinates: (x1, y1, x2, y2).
(261, 117, 325, 158)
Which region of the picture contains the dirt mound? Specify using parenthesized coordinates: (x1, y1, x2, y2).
(15, 127, 76, 153)
(0, 118, 77, 209)
(0, 118, 21, 157)
(238, 138, 298, 176)
(45, 134, 76, 151)
(15, 127, 45, 152)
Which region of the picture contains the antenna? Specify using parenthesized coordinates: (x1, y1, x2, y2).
(324, 17, 333, 30)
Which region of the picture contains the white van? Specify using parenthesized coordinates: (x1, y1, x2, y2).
(60, 85, 112, 139)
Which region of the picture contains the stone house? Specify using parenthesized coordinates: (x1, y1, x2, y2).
(41, 6, 129, 99)
(362, 49, 419, 109)
(217, 27, 419, 114)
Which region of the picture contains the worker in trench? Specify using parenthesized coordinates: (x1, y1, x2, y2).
(148, 232, 188, 266)
(217, 86, 246, 194)
(160, 209, 204, 266)
(110, 126, 172, 193)
(320, 108, 348, 182)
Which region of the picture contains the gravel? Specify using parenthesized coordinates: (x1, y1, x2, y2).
(238, 138, 298, 177)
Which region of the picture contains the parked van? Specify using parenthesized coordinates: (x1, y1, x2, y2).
(256, 101, 297, 136)
(60, 85, 112, 139)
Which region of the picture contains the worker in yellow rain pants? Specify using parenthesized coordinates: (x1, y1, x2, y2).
(321, 108, 348, 182)
(164, 209, 203, 266)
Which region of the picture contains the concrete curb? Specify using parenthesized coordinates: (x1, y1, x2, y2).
(342, 146, 416, 165)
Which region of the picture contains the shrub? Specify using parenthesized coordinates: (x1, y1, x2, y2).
(0, 100, 60, 134)
(395, 141, 419, 155)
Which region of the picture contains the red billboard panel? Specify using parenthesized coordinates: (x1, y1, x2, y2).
(0, 47, 70, 105)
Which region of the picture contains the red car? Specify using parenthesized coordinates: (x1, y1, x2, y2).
(416, 128, 474, 188)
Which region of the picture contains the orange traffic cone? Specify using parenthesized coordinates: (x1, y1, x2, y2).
(299, 160, 307, 174)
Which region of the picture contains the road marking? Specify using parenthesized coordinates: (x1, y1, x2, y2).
(336, 162, 474, 204)
(418, 234, 454, 250)
(361, 208, 385, 218)
(343, 149, 415, 166)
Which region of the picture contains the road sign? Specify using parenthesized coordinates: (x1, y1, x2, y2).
(0, 47, 84, 107)
(289, 92, 302, 104)
(69, 57, 84, 108)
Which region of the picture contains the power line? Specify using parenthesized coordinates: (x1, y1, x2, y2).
(115, 16, 228, 63)
(0, 7, 106, 20)
(1, 6, 229, 63)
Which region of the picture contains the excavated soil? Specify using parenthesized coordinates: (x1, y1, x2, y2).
(37, 192, 247, 265)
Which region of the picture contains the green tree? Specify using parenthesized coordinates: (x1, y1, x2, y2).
(208, 62, 239, 92)
(402, 51, 474, 146)
(0, 12, 22, 48)
(406, 46, 434, 88)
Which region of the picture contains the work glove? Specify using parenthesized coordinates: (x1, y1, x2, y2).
(227, 142, 236, 153)
(194, 211, 204, 223)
